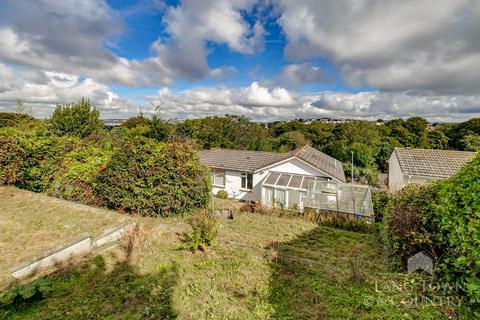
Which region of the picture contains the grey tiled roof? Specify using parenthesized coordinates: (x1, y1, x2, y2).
(292, 146, 346, 182)
(198, 149, 290, 173)
(394, 148, 476, 178)
(198, 145, 346, 182)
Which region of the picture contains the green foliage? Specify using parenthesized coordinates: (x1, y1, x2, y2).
(317, 214, 374, 233)
(49, 144, 113, 204)
(433, 153, 480, 303)
(121, 115, 151, 129)
(460, 133, 480, 151)
(180, 115, 274, 151)
(382, 183, 442, 267)
(0, 135, 26, 185)
(95, 137, 211, 216)
(0, 278, 52, 311)
(447, 118, 480, 150)
(19, 134, 80, 192)
(0, 112, 38, 129)
(428, 129, 448, 149)
(215, 190, 228, 199)
(47, 98, 103, 138)
(276, 131, 309, 152)
(180, 211, 219, 252)
(371, 189, 389, 222)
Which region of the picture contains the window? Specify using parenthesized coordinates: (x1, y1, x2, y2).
(241, 173, 253, 190)
(264, 187, 274, 205)
(275, 189, 286, 207)
(212, 169, 225, 186)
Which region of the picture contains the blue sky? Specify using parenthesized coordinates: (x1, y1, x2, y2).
(0, 0, 479, 121)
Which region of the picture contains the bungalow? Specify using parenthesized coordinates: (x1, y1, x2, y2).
(388, 147, 476, 191)
(198, 145, 346, 209)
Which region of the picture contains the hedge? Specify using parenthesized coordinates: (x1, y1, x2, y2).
(94, 137, 211, 216)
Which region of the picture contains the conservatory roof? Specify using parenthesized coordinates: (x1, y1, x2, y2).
(262, 172, 329, 190)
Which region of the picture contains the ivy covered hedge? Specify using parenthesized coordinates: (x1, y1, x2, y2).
(383, 152, 480, 305)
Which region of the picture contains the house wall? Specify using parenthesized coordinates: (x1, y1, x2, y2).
(388, 151, 438, 191)
(388, 151, 405, 191)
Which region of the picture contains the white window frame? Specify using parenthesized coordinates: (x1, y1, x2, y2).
(241, 172, 253, 190)
(211, 169, 225, 187)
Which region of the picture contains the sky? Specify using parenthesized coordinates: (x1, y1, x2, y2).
(0, 0, 479, 122)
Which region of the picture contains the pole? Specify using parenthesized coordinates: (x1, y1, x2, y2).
(351, 151, 354, 183)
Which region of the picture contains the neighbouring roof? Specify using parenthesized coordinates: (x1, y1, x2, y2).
(393, 148, 476, 178)
(198, 145, 346, 182)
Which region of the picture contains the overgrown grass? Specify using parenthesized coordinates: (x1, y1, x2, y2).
(3, 209, 474, 319)
(0, 187, 130, 289)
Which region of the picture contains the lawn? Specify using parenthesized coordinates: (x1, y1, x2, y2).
(0, 187, 131, 289)
(4, 199, 470, 319)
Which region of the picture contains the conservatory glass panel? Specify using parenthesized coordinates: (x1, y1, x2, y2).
(265, 172, 280, 185)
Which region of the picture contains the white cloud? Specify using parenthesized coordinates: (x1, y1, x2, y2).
(148, 82, 480, 122)
(0, 64, 135, 118)
(153, 0, 265, 79)
(276, 0, 480, 94)
(280, 63, 331, 87)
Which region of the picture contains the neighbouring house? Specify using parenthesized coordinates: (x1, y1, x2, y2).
(199, 145, 346, 209)
(388, 148, 476, 191)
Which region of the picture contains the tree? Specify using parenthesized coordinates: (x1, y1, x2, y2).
(427, 130, 448, 149)
(460, 133, 480, 151)
(405, 117, 429, 148)
(48, 98, 103, 138)
(447, 118, 480, 150)
(276, 131, 309, 152)
(121, 114, 151, 129)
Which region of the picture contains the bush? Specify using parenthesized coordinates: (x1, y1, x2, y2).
(317, 214, 374, 233)
(49, 144, 113, 204)
(180, 211, 219, 252)
(382, 183, 442, 268)
(434, 153, 480, 303)
(19, 134, 80, 192)
(0, 135, 26, 185)
(371, 189, 390, 222)
(216, 190, 228, 199)
(95, 137, 211, 216)
(47, 98, 103, 138)
(0, 112, 38, 128)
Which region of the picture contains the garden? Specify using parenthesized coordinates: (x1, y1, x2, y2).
(0, 101, 479, 318)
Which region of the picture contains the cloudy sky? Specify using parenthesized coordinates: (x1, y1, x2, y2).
(0, 0, 479, 121)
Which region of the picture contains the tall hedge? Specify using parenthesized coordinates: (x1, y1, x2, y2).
(434, 153, 480, 303)
(0, 135, 26, 185)
(383, 152, 480, 305)
(94, 137, 211, 216)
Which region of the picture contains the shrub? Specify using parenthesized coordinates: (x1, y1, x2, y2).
(382, 183, 442, 268)
(95, 137, 211, 216)
(433, 153, 480, 303)
(317, 214, 374, 233)
(180, 211, 219, 252)
(0, 135, 26, 185)
(47, 98, 103, 138)
(0, 112, 38, 128)
(371, 189, 390, 222)
(216, 190, 228, 199)
(19, 134, 80, 192)
(0, 278, 52, 311)
(49, 144, 113, 204)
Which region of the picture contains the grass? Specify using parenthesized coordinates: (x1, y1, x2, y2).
(0, 187, 131, 289)
(2, 197, 473, 319)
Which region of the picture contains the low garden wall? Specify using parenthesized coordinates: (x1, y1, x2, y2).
(10, 224, 134, 279)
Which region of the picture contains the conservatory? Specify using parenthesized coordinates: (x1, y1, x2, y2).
(261, 172, 374, 220)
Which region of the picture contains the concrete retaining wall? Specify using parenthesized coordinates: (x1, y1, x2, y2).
(11, 234, 91, 279)
(93, 224, 134, 248)
(10, 223, 135, 279)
